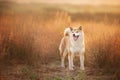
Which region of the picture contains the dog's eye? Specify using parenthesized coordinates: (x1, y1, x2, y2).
(76, 31, 79, 33)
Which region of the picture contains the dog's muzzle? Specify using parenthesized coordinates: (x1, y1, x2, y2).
(73, 34, 79, 41)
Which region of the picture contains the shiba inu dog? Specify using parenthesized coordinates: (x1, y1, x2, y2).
(59, 26, 85, 70)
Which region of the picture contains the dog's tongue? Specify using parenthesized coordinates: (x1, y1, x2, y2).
(73, 36, 78, 41)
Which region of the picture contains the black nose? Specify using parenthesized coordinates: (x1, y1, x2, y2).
(73, 34, 75, 36)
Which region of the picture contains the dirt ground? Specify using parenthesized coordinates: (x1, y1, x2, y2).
(0, 61, 113, 80)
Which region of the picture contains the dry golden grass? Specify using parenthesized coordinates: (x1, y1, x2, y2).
(0, 8, 120, 79)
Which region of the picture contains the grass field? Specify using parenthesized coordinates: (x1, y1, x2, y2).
(0, 1, 120, 80)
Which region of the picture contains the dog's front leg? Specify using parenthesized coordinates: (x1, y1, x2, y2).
(80, 53, 85, 70)
(68, 54, 73, 70)
(71, 53, 75, 68)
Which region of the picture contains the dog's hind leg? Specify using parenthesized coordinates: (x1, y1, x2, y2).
(59, 37, 65, 56)
(61, 49, 67, 68)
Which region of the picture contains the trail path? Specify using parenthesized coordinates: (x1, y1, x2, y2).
(0, 62, 112, 80)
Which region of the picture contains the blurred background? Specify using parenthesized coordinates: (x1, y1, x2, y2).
(0, 0, 120, 80)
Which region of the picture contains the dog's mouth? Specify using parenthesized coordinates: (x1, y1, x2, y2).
(73, 34, 79, 41)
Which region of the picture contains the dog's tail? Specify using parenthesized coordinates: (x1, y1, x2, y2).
(64, 27, 70, 36)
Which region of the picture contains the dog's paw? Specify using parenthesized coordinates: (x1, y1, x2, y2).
(72, 65, 75, 68)
(69, 67, 74, 71)
(80, 67, 85, 70)
(61, 65, 65, 68)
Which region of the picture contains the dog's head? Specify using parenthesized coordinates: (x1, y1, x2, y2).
(69, 26, 82, 41)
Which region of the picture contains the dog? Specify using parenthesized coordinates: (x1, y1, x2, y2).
(59, 26, 85, 70)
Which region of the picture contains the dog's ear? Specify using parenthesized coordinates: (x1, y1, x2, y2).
(69, 27, 73, 31)
(79, 26, 82, 30)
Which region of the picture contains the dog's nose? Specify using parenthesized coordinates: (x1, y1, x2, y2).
(73, 34, 75, 36)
